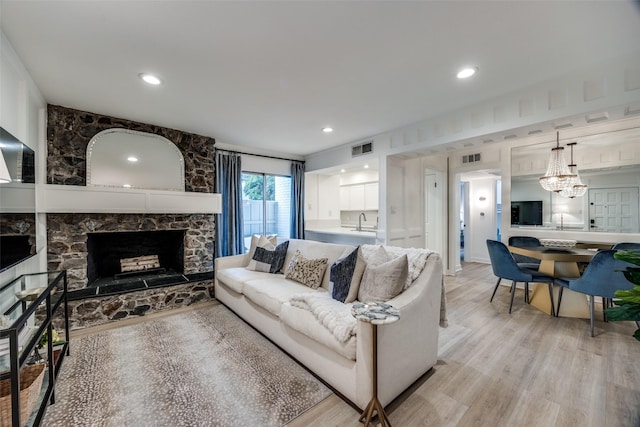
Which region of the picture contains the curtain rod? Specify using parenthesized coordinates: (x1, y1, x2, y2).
(214, 147, 304, 163)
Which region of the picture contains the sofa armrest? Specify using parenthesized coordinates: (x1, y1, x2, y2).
(355, 252, 443, 407)
(215, 253, 249, 271)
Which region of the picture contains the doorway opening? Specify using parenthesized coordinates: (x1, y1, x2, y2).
(457, 170, 501, 270)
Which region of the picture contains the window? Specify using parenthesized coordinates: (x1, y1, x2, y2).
(241, 172, 291, 251)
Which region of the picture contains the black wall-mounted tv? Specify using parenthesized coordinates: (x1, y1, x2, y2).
(511, 200, 543, 226)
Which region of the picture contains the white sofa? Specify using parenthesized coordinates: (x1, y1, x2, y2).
(214, 238, 444, 410)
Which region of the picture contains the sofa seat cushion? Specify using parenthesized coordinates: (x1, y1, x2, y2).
(242, 277, 321, 317)
(216, 268, 273, 294)
(280, 303, 357, 361)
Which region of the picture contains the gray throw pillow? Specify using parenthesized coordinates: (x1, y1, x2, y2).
(357, 254, 408, 303)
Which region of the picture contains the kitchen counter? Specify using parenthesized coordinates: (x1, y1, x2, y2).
(305, 227, 378, 245)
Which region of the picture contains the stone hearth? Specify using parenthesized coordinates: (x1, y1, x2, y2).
(47, 213, 215, 329)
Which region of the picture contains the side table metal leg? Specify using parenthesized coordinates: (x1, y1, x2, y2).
(359, 324, 392, 427)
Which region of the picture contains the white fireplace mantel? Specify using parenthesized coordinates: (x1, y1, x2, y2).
(39, 184, 221, 214)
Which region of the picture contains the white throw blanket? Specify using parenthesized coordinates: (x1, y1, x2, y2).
(289, 292, 357, 343)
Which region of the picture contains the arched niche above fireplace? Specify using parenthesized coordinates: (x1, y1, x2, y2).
(87, 128, 185, 191)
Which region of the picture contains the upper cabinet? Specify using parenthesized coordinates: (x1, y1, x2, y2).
(340, 182, 378, 211)
(306, 173, 341, 220)
(364, 182, 379, 210)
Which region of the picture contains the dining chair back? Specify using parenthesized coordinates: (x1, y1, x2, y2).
(611, 242, 640, 251)
(486, 239, 555, 314)
(555, 249, 634, 336)
(508, 236, 541, 268)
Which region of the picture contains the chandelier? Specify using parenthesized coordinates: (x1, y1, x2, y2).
(539, 132, 576, 192)
(559, 142, 588, 198)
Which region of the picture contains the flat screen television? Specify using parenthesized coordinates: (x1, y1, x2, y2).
(511, 200, 543, 226)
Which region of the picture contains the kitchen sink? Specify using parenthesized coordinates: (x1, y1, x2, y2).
(351, 228, 377, 233)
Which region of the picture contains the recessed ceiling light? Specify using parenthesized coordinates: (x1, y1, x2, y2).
(322, 127, 334, 133)
(364, 164, 369, 169)
(139, 73, 162, 86)
(127, 156, 139, 162)
(340, 169, 345, 173)
(457, 67, 478, 79)
(123, 184, 131, 188)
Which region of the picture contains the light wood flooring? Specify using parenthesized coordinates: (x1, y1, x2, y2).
(288, 262, 640, 427)
(70, 263, 640, 427)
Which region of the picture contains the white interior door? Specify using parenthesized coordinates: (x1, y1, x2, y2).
(424, 170, 443, 255)
(588, 187, 639, 232)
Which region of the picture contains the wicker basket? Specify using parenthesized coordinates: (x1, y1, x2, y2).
(0, 363, 46, 427)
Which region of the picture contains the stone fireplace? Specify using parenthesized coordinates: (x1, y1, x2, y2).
(45, 105, 218, 330)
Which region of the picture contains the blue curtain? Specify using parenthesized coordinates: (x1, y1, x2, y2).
(290, 161, 305, 239)
(215, 151, 244, 257)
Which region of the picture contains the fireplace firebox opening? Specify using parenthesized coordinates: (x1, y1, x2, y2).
(86, 230, 185, 287)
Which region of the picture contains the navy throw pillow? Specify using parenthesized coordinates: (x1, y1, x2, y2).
(330, 247, 359, 302)
(252, 240, 289, 274)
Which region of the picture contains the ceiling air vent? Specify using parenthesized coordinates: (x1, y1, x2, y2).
(352, 141, 373, 157)
(462, 153, 481, 164)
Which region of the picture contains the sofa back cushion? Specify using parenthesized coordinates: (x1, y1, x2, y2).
(284, 239, 355, 289)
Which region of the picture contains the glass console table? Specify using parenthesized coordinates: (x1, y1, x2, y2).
(0, 270, 69, 426)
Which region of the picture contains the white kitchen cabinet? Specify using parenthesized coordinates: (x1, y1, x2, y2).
(348, 185, 365, 211)
(305, 173, 341, 220)
(339, 182, 378, 211)
(364, 182, 379, 210)
(340, 186, 350, 211)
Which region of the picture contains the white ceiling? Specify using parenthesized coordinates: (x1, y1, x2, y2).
(2, 1, 640, 157)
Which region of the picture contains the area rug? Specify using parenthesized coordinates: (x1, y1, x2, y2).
(43, 303, 331, 426)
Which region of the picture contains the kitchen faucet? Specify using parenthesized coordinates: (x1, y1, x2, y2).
(358, 212, 367, 231)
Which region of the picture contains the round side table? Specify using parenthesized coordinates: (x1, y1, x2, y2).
(351, 302, 400, 427)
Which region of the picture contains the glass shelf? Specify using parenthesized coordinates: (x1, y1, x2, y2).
(0, 270, 69, 427)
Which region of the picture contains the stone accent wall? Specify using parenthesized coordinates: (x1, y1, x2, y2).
(0, 213, 37, 267)
(0, 213, 36, 247)
(46, 104, 215, 192)
(47, 213, 214, 291)
(54, 282, 214, 331)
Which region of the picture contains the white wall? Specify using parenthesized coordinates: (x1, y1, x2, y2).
(385, 156, 424, 248)
(0, 31, 47, 287)
(339, 170, 378, 186)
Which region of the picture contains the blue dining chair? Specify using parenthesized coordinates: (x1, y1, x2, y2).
(611, 242, 640, 250)
(486, 239, 555, 315)
(555, 250, 634, 337)
(508, 236, 541, 270)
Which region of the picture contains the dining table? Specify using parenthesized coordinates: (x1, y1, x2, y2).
(508, 245, 598, 318)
